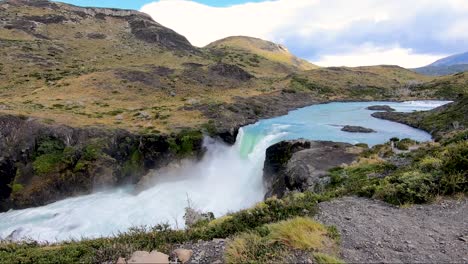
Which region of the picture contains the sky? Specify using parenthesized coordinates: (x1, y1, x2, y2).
(59, 0, 468, 68)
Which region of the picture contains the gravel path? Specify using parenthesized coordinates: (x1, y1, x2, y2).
(315, 196, 468, 263)
(171, 239, 227, 264)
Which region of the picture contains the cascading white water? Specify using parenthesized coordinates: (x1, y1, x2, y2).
(0, 126, 288, 242)
(0, 101, 451, 242)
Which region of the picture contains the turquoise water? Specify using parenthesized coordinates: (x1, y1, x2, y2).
(239, 101, 448, 157)
(0, 100, 450, 242)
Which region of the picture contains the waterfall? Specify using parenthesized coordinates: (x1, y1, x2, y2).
(0, 100, 450, 242)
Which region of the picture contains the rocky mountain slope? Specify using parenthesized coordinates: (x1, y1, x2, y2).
(413, 51, 468, 76)
(0, 0, 443, 136)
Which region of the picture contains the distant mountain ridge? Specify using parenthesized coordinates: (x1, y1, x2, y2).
(429, 51, 468, 66)
(413, 51, 468, 76)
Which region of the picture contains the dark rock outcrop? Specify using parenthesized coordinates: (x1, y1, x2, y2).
(341, 125, 376, 133)
(0, 114, 204, 211)
(366, 105, 395, 112)
(210, 63, 253, 81)
(263, 140, 360, 198)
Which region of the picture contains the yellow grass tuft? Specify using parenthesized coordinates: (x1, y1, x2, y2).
(267, 217, 329, 250)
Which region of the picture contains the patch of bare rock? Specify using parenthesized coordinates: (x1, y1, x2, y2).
(171, 238, 227, 264)
(341, 125, 376, 133)
(315, 196, 468, 263)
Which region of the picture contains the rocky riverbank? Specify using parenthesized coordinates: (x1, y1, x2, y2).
(372, 96, 467, 139)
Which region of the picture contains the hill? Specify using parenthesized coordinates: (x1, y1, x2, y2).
(413, 51, 468, 76)
(0, 0, 440, 135)
(206, 36, 318, 72)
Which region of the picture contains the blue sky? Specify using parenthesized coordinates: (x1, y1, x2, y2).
(57, 0, 468, 67)
(59, 0, 264, 9)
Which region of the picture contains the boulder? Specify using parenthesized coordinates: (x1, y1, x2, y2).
(263, 140, 360, 198)
(128, 250, 169, 264)
(341, 125, 376, 133)
(366, 105, 395, 112)
(116, 257, 127, 264)
(172, 248, 193, 263)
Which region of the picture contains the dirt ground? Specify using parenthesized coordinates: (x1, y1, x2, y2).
(315, 196, 468, 263)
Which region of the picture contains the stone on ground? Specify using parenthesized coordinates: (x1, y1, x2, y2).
(127, 250, 169, 264)
(172, 248, 193, 263)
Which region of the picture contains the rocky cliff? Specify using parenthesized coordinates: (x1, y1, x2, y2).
(0, 115, 204, 211)
(263, 140, 361, 198)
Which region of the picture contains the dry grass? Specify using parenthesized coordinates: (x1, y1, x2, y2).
(267, 217, 330, 251)
(224, 217, 341, 263)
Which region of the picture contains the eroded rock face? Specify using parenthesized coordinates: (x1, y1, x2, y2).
(263, 140, 360, 198)
(0, 114, 204, 212)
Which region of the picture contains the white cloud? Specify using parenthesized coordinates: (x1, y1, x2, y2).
(141, 0, 468, 68)
(314, 44, 446, 68)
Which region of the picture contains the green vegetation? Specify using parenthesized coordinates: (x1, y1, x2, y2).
(168, 130, 203, 156)
(395, 138, 417, 150)
(326, 132, 467, 205)
(32, 138, 66, 175)
(31, 138, 104, 176)
(290, 75, 333, 95)
(33, 153, 63, 175)
(122, 148, 144, 176)
(10, 183, 24, 194)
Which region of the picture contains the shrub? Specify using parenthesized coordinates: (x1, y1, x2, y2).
(33, 153, 63, 175)
(36, 138, 64, 156)
(168, 130, 203, 156)
(395, 138, 416, 150)
(10, 183, 24, 194)
(418, 156, 443, 171)
(375, 171, 436, 204)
